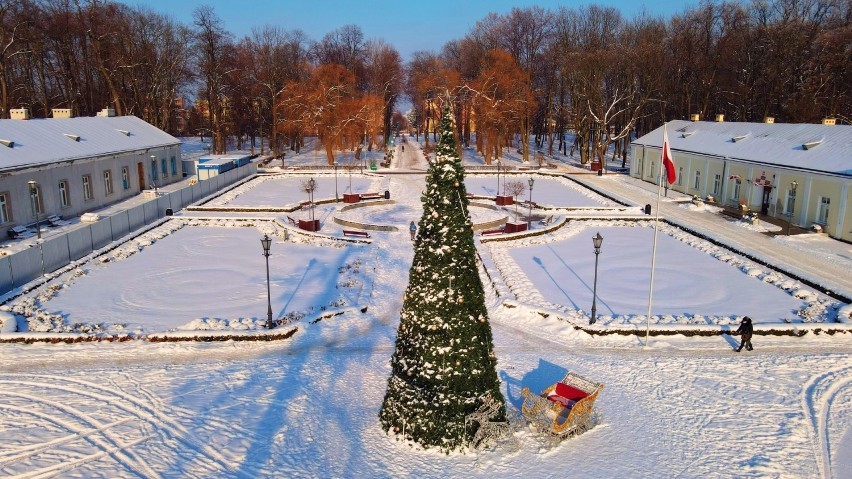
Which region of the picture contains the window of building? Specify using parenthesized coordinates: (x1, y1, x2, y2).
(122, 166, 130, 190)
(161, 158, 168, 178)
(170, 156, 177, 176)
(694, 170, 701, 190)
(151, 159, 158, 182)
(713, 174, 721, 195)
(817, 197, 830, 225)
(103, 170, 113, 196)
(59, 180, 70, 208)
(29, 184, 43, 215)
(731, 179, 741, 200)
(648, 161, 655, 178)
(677, 167, 684, 186)
(0, 192, 10, 224)
(82, 175, 93, 201)
(785, 188, 796, 214)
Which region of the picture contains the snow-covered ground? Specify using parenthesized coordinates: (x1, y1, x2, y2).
(1, 138, 850, 478)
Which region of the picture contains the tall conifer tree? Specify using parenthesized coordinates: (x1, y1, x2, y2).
(379, 108, 504, 451)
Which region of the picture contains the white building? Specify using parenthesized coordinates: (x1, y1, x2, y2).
(631, 118, 852, 242)
(0, 108, 181, 238)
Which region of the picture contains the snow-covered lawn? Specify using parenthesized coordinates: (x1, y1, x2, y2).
(209, 174, 381, 208)
(465, 175, 613, 208)
(493, 220, 828, 325)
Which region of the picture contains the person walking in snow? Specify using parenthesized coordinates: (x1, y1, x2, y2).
(409, 221, 417, 241)
(735, 316, 754, 352)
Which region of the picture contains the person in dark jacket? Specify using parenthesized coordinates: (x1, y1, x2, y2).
(735, 316, 754, 352)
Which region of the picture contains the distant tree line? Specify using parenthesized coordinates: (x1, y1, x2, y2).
(409, 0, 851, 165)
(1, 0, 848, 165)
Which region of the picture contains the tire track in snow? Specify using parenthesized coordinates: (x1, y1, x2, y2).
(801, 364, 852, 479)
(0, 374, 246, 478)
(0, 415, 131, 467)
(0, 396, 156, 478)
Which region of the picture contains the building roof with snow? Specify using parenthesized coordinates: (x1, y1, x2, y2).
(632, 120, 852, 178)
(0, 115, 180, 173)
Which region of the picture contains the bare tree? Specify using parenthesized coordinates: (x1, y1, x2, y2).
(504, 179, 526, 217)
(192, 5, 233, 154)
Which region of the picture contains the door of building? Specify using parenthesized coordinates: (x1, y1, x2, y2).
(761, 185, 772, 215)
(137, 162, 145, 192)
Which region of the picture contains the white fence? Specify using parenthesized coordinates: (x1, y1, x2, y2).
(0, 163, 257, 296)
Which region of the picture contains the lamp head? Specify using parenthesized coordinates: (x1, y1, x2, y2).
(528, 177, 535, 188)
(260, 234, 272, 252)
(593, 232, 604, 250)
(791, 180, 798, 191)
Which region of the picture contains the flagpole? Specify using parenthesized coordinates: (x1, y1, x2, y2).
(645, 123, 668, 348)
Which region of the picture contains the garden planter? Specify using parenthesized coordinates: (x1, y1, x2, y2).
(343, 193, 361, 204)
(298, 219, 320, 232)
(504, 222, 527, 233)
(496, 195, 514, 206)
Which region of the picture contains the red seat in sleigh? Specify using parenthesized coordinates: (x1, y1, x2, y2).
(520, 371, 603, 438)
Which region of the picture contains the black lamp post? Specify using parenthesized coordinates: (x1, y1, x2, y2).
(787, 180, 798, 236)
(261, 234, 273, 329)
(150, 155, 159, 196)
(527, 177, 535, 229)
(590, 232, 603, 324)
(307, 177, 317, 222)
(27, 180, 41, 239)
(496, 160, 501, 196)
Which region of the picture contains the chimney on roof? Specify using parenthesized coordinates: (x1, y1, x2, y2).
(715, 114, 725, 122)
(96, 107, 116, 117)
(822, 118, 836, 126)
(52, 108, 73, 119)
(763, 117, 775, 124)
(10, 108, 30, 120)
(689, 113, 700, 122)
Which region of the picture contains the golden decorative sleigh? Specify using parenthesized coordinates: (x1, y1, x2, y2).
(520, 371, 603, 438)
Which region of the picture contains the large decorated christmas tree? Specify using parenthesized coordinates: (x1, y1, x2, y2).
(379, 107, 505, 452)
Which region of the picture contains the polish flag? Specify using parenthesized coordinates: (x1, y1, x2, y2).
(662, 126, 677, 184)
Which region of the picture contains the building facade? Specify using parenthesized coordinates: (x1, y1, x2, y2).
(0, 108, 182, 238)
(631, 119, 851, 242)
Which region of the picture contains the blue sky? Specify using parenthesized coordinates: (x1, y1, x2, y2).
(129, 0, 695, 61)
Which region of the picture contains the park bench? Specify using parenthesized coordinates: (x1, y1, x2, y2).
(480, 228, 504, 237)
(540, 215, 554, 226)
(300, 201, 314, 210)
(7, 225, 35, 240)
(343, 229, 370, 238)
(286, 216, 298, 226)
(46, 215, 69, 227)
(520, 371, 604, 439)
(359, 192, 383, 200)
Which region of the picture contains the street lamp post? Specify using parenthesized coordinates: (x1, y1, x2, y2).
(261, 234, 273, 329)
(27, 181, 41, 239)
(307, 177, 317, 222)
(527, 177, 535, 230)
(150, 155, 159, 196)
(334, 162, 339, 202)
(590, 232, 603, 324)
(787, 180, 799, 236)
(496, 160, 501, 196)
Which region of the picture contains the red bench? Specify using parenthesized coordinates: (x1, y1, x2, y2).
(360, 192, 383, 200)
(481, 228, 504, 236)
(343, 229, 370, 238)
(286, 216, 298, 226)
